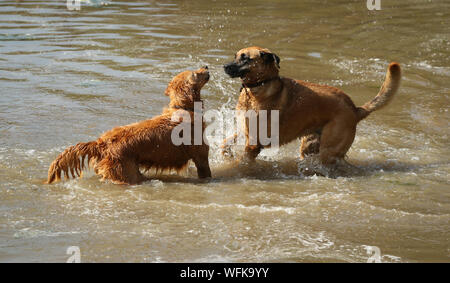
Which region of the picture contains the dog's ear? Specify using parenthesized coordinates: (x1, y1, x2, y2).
(261, 51, 280, 69)
(164, 83, 173, 96)
(165, 78, 190, 97)
(165, 77, 195, 101)
(274, 53, 280, 68)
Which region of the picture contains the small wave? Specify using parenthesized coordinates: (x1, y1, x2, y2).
(411, 61, 450, 75)
(164, 200, 296, 215)
(14, 228, 81, 239)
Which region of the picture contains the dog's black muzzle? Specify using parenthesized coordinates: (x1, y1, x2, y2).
(224, 61, 249, 78)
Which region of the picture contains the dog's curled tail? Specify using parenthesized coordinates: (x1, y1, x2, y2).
(357, 62, 401, 121)
(46, 141, 100, 184)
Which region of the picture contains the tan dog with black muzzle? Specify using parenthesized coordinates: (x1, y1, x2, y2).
(222, 46, 401, 167)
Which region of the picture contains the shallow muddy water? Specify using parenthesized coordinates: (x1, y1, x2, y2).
(0, 0, 449, 262)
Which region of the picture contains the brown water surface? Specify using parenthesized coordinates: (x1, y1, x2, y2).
(0, 0, 449, 262)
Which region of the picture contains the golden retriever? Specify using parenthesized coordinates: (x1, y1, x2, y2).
(47, 67, 211, 185)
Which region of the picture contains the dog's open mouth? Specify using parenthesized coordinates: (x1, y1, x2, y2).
(197, 66, 210, 83)
(223, 62, 249, 78)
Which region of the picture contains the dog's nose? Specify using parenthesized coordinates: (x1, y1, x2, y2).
(203, 65, 208, 70)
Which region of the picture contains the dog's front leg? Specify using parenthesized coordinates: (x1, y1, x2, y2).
(194, 159, 212, 178)
(221, 133, 238, 158)
(241, 115, 262, 162)
(299, 133, 321, 159)
(243, 144, 262, 162)
(192, 147, 212, 179)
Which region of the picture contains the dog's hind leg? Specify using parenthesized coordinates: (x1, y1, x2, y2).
(97, 158, 146, 185)
(319, 118, 356, 166)
(122, 160, 147, 185)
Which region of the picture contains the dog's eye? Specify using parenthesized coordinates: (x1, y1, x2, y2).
(240, 54, 251, 63)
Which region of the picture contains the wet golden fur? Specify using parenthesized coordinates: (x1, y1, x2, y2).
(47, 67, 211, 185)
